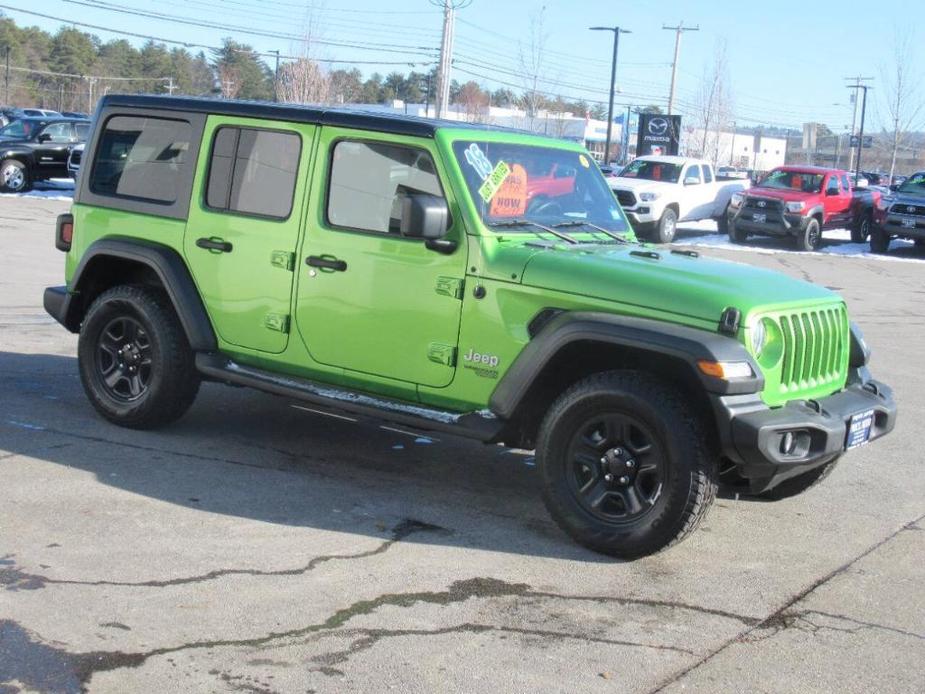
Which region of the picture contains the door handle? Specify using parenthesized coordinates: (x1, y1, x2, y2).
(306, 255, 347, 272)
(196, 237, 233, 253)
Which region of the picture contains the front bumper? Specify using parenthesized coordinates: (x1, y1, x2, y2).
(712, 371, 896, 492)
(730, 207, 808, 237)
(875, 217, 925, 240)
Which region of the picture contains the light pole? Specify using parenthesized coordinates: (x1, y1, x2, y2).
(590, 26, 631, 165)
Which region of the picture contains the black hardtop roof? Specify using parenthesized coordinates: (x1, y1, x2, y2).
(100, 94, 524, 138)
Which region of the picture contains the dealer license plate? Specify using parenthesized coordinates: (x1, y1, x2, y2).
(901, 216, 917, 229)
(845, 409, 874, 450)
(752, 213, 767, 223)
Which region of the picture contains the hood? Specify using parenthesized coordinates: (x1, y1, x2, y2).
(884, 191, 925, 208)
(609, 177, 672, 192)
(746, 187, 818, 203)
(518, 243, 837, 325)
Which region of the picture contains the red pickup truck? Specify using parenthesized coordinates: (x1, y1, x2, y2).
(725, 166, 880, 251)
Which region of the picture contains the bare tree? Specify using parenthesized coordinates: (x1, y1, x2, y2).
(455, 80, 489, 122)
(518, 6, 549, 130)
(277, 0, 330, 104)
(880, 28, 924, 181)
(689, 39, 733, 167)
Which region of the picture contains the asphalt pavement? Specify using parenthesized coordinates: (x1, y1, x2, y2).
(1, 196, 923, 693)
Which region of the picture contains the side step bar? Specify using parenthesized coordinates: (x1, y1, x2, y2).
(195, 353, 504, 442)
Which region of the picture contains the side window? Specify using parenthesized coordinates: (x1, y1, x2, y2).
(206, 127, 301, 219)
(90, 115, 192, 203)
(840, 174, 850, 192)
(703, 165, 714, 183)
(826, 176, 839, 194)
(327, 140, 444, 234)
(41, 122, 73, 143)
(75, 122, 91, 140)
(685, 164, 702, 183)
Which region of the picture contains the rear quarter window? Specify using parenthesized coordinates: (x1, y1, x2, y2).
(89, 115, 193, 204)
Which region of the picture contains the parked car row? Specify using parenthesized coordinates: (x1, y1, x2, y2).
(0, 116, 92, 192)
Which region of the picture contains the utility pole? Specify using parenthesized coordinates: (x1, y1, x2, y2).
(431, 1, 470, 119)
(663, 22, 699, 115)
(844, 76, 872, 171)
(4, 46, 10, 105)
(590, 26, 631, 165)
(853, 84, 872, 182)
(166, 77, 176, 95)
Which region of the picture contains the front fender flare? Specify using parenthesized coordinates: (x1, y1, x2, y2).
(489, 311, 762, 419)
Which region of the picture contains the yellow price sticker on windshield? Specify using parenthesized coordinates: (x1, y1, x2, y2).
(478, 160, 511, 203)
(579, 154, 590, 168)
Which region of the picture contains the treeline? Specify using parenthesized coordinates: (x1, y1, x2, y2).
(0, 13, 610, 119)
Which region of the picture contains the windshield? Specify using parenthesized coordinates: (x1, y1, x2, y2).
(760, 169, 824, 193)
(897, 172, 925, 196)
(452, 140, 629, 233)
(619, 159, 682, 183)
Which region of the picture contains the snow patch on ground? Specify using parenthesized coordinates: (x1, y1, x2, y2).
(674, 220, 925, 264)
(0, 178, 74, 201)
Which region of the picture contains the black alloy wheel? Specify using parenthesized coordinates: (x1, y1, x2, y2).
(96, 316, 153, 402)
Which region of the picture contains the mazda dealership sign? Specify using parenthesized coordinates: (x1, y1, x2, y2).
(636, 114, 681, 156)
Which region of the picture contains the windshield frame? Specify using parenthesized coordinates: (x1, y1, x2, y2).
(619, 158, 683, 183)
(758, 169, 825, 193)
(444, 133, 632, 238)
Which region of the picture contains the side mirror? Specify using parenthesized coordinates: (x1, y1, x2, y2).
(683, 176, 700, 185)
(399, 193, 455, 253)
(37, 133, 52, 143)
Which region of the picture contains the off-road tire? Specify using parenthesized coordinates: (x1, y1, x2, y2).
(536, 370, 717, 559)
(653, 207, 678, 244)
(851, 212, 872, 243)
(716, 208, 729, 235)
(728, 219, 748, 243)
(0, 159, 30, 193)
(78, 285, 200, 429)
(798, 218, 822, 251)
(757, 458, 840, 501)
(870, 224, 891, 253)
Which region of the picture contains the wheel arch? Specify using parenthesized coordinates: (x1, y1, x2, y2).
(489, 311, 762, 448)
(61, 237, 216, 351)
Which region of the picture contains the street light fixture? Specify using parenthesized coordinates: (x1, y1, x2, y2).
(590, 26, 631, 165)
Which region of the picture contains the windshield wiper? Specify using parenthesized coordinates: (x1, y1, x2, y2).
(551, 220, 632, 244)
(486, 219, 579, 244)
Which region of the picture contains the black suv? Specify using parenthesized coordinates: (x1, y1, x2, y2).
(0, 117, 92, 193)
(871, 171, 925, 253)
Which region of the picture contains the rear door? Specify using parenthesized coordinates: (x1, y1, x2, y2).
(184, 116, 317, 354)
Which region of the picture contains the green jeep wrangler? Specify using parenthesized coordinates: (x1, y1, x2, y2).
(44, 95, 896, 558)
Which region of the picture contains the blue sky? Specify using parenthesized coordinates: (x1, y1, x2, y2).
(8, 0, 924, 132)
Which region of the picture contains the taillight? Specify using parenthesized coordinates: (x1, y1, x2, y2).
(55, 213, 73, 252)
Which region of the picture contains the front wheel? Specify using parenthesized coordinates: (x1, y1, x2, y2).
(870, 225, 891, 253)
(652, 207, 678, 243)
(851, 213, 872, 243)
(728, 219, 748, 243)
(78, 285, 201, 429)
(0, 159, 30, 193)
(537, 371, 717, 559)
(797, 218, 822, 251)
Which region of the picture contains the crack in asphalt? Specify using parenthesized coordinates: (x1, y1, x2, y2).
(1, 519, 449, 591)
(1, 572, 759, 692)
(740, 609, 925, 643)
(645, 511, 925, 693)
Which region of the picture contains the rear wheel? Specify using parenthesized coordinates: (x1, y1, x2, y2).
(0, 159, 29, 193)
(870, 225, 891, 253)
(537, 370, 717, 559)
(716, 208, 729, 235)
(851, 213, 872, 243)
(78, 285, 200, 429)
(797, 218, 822, 251)
(653, 207, 678, 243)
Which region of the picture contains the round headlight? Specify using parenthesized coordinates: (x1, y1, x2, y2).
(750, 319, 767, 357)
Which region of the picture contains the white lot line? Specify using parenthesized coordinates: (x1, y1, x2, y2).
(676, 219, 925, 264)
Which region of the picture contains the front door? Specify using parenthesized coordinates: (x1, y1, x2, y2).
(185, 116, 317, 354)
(33, 122, 75, 177)
(295, 129, 467, 388)
(823, 174, 851, 227)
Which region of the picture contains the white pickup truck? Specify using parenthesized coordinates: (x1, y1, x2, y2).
(609, 155, 751, 242)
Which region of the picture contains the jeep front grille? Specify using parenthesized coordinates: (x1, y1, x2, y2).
(614, 190, 636, 207)
(777, 306, 848, 394)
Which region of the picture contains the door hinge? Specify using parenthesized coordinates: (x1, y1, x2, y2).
(271, 250, 296, 271)
(264, 313, 290, 333)
(427, 342, 457, 367)
(436, 276, 465, 299)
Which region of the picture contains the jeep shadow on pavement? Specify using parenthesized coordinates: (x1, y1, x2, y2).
(44, 95, 896, 558)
